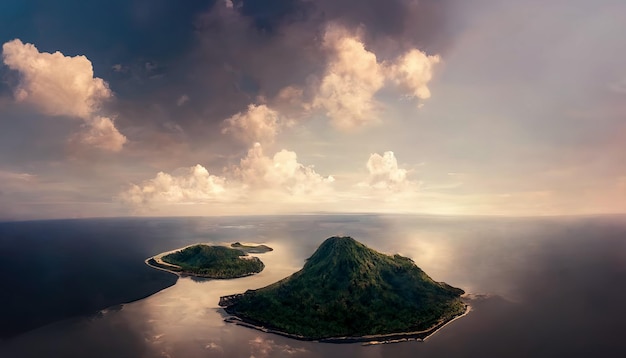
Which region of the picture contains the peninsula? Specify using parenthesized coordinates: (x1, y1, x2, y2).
(147, 243, 271, 279)
(219, 236, 467, 342)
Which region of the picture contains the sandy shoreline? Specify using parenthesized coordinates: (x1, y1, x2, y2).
(221, 303, 471, 346)
(144, 243, 200, 277)
(422, 303, 472, 341)
(144, 242, 270, 278)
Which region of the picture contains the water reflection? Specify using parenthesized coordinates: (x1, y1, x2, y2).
(1, 215, 625, 357)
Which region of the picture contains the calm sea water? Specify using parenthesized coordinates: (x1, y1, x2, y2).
(0, 215, 625, 357)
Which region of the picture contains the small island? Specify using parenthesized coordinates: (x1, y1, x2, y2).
(147, 243, 272, 279)
(231, 242, 274, 254)
(219, 236, 467, 343)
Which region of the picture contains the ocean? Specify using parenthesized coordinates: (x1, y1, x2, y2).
(0, 215, 625, 357)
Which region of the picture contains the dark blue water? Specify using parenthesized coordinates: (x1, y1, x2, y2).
(0, 215, 625, 357)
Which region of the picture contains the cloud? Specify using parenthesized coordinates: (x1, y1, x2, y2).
(312, 25, 385, 130)
(2, 39, 112, 119)
(386, 49, 440, 100)
(176, 94, 190, 106)
(2, 39, 127, 152)
(309, 25, 440, 129)
(119, 142, 335, 210)
(145, 2, 444, 145)
(117, 164, 230, 207)
(0, 170, 37, 198)
(362, 151, 415, 191)
(222, 104, 281, 144)
(234, 142, 335, 197)
(76, 116, 127, 152)
(111, 64, 125, 73)
(0, 170, 36, 183)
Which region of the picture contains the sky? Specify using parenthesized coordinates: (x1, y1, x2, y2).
(0, 0, 625, 220)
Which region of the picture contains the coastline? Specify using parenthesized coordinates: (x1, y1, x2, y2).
(144, 257, 182, 277)
(422, 302, 472, 342)
(144, 242, 269, 279)
(221, 303, 471, 345)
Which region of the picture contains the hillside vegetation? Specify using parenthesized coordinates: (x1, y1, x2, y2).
(162, 245, 264, 279)
(222, 236, 465, 338)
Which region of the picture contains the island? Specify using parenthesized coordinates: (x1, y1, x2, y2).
(219, 236, 467, 343)
(231, 242, 274, 254)
(147, 243, 271, 279)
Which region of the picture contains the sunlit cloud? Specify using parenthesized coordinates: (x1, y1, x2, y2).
(118, 164, 231, 208)
(312, 25, 386, 130)
(2, 39, 127, 152)
(310, 24, 440, 130)
(2, 39, 111, 119)
(75, 116, 127, 152)
(1, 1, 625, 219)
(119, 143, 336, 211)
(118, 146, 427, 213)
(222, 104, 282, 145)
(386, 49, 441, 101)
(361, 151, 413, 191)
(233, 142, 335, 197)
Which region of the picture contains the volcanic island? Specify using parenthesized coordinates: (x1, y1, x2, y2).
(147, 242, 272, 279)
(219, 236, 468, 343)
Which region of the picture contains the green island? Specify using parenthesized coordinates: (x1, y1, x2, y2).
(147, 244, 270, 279)
(219, 236, 467, 342)
(231, 242, 274, 254)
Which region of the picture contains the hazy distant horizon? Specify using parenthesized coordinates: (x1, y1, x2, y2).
(3, 211, 626, 224)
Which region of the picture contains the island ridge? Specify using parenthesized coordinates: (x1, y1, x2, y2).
(219, 236, 467, 341)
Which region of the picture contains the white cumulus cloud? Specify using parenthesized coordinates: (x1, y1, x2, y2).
(362, 151, 415, 191)
(222, 104, 281, 144)
(310, 25, 440, 130)
(312, 25, 385, 130)
(120, 143, 335, 211)
(77, 116, 127, 152)
(2, 39, 126, 152)
(118, 164, 230, 207)
(234, 143, 335, 197)
(386, 49, 440, 100)
(2, 39, 112, 119)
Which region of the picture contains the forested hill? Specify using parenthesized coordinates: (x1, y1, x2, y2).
(221, 236, 465, 339)
(162, 245, 264, 279)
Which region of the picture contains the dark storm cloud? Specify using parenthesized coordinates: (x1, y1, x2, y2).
(0, 1, 218, 158)
(233, 0, 314, 33)
(128, 0, 459, 148)
(317, 0, 456, 55)
(1, 0, 458, 168)
(233, 0, 456, 53)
